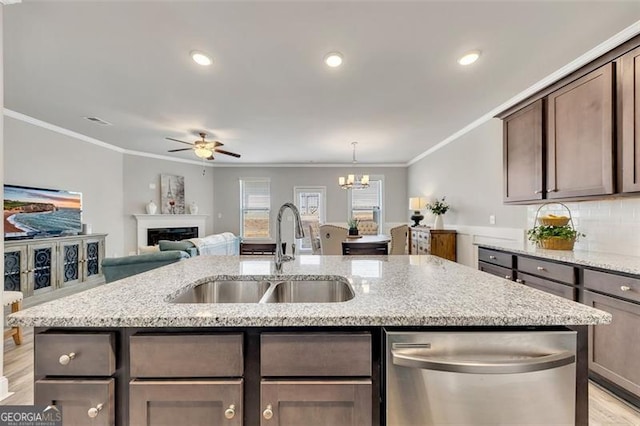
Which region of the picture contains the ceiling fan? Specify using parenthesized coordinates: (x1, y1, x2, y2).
(166, 132, 241, 160)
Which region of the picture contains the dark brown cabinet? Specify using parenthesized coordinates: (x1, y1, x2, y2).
(584, 290, 640, 398)
(35, 379, 115, 426)
(516, 272, 575, 300)
(503, 99, 544, 202)
(621, 46, 640, 193)
(547, 63, 615, 199)
(260, 380, 372, 426)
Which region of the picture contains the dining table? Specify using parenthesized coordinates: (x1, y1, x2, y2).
(342, 234, 391, 255)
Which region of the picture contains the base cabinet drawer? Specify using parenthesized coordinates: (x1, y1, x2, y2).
(35, 333, 115, 377)
(261, 333, 371, 377)
(35, 379, 115, 426)
(478, 248, 513, 269)
(478, 262, 513, 280)
(517, 272, 576, 300)
(584, 269, 640, 303)
(584, 291, 640, 398)
(130, 379, 243, 426)
(517, 257, 575, 284)
(130, 334, 243, 378)
(260, 380, 372, 426)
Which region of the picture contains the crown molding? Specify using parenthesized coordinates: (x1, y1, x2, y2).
(408, 19, 640, 166)
(211, 162, 406, 168)
(0, 1, 22, 5)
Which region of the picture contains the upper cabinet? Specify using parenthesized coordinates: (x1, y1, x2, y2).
(503, 99, 544, 202)
(621, 46, 640, 193)
(546, 63, 614, 199)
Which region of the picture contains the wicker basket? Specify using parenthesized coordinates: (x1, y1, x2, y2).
(538, 216, 570, 226)
(538, 237, 576, 250)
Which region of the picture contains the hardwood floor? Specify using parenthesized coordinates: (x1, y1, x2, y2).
(1, 328, 639, 425)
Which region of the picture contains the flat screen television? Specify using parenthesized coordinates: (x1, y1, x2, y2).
(4, 184, 82, 240)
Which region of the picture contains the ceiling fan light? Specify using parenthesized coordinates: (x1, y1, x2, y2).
(191, 50, 213, 66)
(194, 147, 213, 158)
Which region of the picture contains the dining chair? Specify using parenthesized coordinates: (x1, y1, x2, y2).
(308, 224, 322, 255)
(358, 221, 378, 235)
(319, 225, 349, 255)
(389, 224, 409, 255)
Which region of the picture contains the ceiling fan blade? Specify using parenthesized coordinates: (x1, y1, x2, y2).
(205, 141, 224, 149)
(166, 137, 194, 146)
(167, 148, 193, 153)
(214, 148, 241, 158)
(206, 155, 215, 161)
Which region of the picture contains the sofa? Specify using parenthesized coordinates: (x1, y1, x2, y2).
(102, 250, 190, 283)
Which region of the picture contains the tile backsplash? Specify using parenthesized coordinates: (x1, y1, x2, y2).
(527, 198, 640, 257)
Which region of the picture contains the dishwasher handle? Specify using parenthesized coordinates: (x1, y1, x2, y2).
(391, 348, 575, 374)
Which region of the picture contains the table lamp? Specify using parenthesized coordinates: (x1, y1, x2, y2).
(409, 197, 425, 227)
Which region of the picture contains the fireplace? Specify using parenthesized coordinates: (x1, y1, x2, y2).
(147, 227, 198, 246)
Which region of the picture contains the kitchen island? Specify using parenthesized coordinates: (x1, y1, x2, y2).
(9, 255, 611, 426)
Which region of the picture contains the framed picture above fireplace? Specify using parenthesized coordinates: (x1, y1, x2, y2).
(160, 174, 185, 214)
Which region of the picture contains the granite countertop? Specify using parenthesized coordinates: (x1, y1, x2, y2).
(8, 255, 611, 328)
(477, 242, 640, 276)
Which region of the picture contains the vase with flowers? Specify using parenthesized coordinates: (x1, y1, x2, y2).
(426, 197, 450, 230)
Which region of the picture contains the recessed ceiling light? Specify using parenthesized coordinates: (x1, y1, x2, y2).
(457, 50, 481, 66)
(190, 50, 213, 66)
(324, 52, 343, 68)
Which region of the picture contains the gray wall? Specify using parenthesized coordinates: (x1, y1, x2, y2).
(122, 155, 215, 254)
(408, 118, 526, 228)
(4, 117, 126, 256)
(212, 166, 407, 241)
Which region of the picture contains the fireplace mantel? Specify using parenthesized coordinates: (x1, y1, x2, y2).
(133, 214, 208, 249)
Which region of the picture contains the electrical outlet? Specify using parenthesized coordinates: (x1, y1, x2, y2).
(489, 215, 496, 225)
(149, 183, 156, 189)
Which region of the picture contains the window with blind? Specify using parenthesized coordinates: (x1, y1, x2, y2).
(349, 179, 382, 229)
(240, 178, 271, 239)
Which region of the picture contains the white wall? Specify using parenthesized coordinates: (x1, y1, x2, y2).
(4, 117, 125, 257)
(212, 166, 408, 242)
(122, 155, 215, 254)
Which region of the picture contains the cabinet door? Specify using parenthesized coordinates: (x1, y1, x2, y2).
(35, 379, 115, 426)
(59, 240, 82, 286)
(430, 231, 456, 262)
(28, 241, 58, 294)
(547, 63, 614, 198)
(260, 380, 371, 426)
(83, 238, 104, 282)
(621, 46, 640, 193)
(4, 246, 27, 292)
(130, 380, 242, 426)
(503, 99, 544, 202)
(584, 290, 640, 398)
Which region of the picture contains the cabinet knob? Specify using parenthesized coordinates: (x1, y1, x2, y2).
(224, 404, 236, 419)
(58, 352, 76, 365)
(505, 275, 512, 280)
(536, 266, 546, 271)
(87, 403, 103, 418)
(263, 404, 273, 420)
(489, 255, 497, 260)
(516, 279, 524, 283)
(620, 286, 631, 292)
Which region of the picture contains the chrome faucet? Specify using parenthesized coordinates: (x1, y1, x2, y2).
(275, 202, 305, 273)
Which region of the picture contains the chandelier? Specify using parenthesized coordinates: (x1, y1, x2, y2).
(338, 142, 370, 190)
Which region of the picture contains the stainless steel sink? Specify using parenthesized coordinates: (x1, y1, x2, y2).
(172, 280, 270, 303)
(170, 277, 355, 304)
(263, 280, 355, 303)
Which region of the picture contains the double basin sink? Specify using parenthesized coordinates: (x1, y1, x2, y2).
(171, 276, 355, 304)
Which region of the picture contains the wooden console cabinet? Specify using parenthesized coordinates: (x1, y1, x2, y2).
(408, 227, 457, 262)
(4, 234, 106, 296)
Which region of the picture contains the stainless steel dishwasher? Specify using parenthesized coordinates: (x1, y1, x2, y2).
(386, 330, 576, 425)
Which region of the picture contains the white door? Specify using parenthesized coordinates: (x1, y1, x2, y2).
(293, 187, 326, 252)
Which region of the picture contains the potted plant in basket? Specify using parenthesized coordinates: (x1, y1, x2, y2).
(426, 197, 450, 230)
(347, 218, 360, 236)
(527, 225, 585, 251)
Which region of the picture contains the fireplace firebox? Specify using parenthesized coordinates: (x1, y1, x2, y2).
(147, 227, 198, 246)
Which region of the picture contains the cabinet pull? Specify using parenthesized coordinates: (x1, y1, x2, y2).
(263, 404, 273, 420)
(87, 403, 103, 418)
(505, 275, 512, 280)
(516, 279, 524, 284)
(489, 255, 497, 260)
(224, 404, 236, 419)
(536, 266, 546, 271)
(620, 286, 631, 292)
(58, 352, 76, 365)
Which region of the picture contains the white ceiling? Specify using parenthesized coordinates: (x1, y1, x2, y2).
(4, 1, 640, 164)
